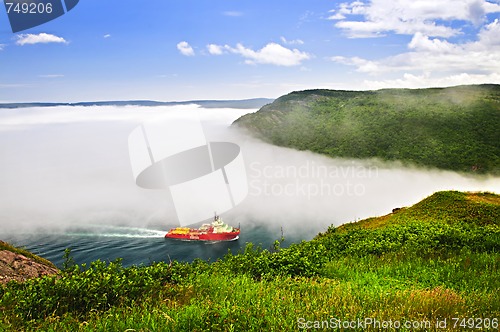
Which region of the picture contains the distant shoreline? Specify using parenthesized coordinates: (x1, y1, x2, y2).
(0, 98, 275, 110)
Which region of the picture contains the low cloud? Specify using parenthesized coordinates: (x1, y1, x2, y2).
(362, 72, 500, 90)
(177, 41, 195, 56)
(0, 105, 497, 237)
(0, 105, 252, 232)
(16, 33, 68, 46)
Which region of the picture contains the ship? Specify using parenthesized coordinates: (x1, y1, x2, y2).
(165, 214, 240, 241)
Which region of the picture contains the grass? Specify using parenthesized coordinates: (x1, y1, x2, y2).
(0, 191, 499, 331)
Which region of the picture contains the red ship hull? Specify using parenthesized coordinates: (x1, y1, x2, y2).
(165, 214, 239, 242)
(165, 230, 240, 241)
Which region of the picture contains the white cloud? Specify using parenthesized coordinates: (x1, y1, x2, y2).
(223, 11, 243, 17)
(475, 17, 500, 47)
(329, 0, 500, 38)
(280, 37, 304, 45)
(103, 34, 111, 39)
(332, 56, 381, 73)
(177, 41, 195, 56)
(16, 33, 68, 46)
(408, 32, 457, 53)
(222, 42, 311, 66)
(0, 44, 4, 51)
(331, 19, 500, 76)
(207, 44, 224, 55)
(38, 74, 64, 78)
(0, 83, 32, 89)
(327, 10, 346, 20)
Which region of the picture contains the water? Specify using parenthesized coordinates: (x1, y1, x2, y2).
(1, 222, 301, 268)
(1, 105, 498, 269)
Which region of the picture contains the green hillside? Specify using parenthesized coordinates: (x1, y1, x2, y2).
(1, 191, 499, 331)
(234, 85, 500, 174)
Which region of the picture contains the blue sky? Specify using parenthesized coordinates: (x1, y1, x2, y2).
(0, 0, 499, 102)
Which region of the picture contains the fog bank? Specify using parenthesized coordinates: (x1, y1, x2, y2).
(0, 105, 498, 238)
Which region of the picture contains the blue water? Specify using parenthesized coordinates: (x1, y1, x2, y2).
(1, 222, 309, 268)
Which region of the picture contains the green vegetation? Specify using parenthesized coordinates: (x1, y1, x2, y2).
(234, 85, 500, 174)
(1, 191, 499, 331)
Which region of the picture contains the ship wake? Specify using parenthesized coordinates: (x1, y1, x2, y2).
(65, 225, 166, 238)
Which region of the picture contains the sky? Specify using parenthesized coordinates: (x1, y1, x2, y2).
(0, 0, 500, 102)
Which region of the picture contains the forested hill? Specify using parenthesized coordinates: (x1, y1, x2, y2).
(233, 84, 500, 175)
